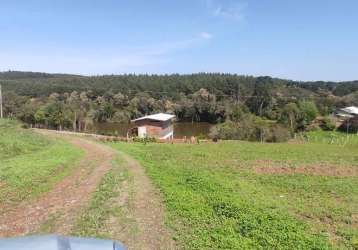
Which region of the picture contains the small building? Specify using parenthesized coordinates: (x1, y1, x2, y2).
(335, 106, 358, 118)
(131, 113, 175, 139)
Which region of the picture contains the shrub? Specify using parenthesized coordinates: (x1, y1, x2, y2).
(306, 123, 321, 132)
(210, 114, 291, 142)
(266, 125, 291, 142)
(21, 123, 30, 129)
(197, 133, 207, 140)
(299, 101, 319, 124)
(296, 101, 319, 130)
(210, 119, 256, 141)
(132, 136, 157, 144)
(320, 116, 336, 131)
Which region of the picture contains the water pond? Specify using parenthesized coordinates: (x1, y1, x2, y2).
(88, 122, 214, 138)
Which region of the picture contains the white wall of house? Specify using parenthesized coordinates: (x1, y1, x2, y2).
(138, 126, 147, 138)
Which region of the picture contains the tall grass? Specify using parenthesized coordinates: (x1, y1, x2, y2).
(0, 120, 49, 159)
(299, 130, 358, 146)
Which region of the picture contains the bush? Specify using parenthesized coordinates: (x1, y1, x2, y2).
(296, 101, 319, 130)
(299, 101, 318, 124)
(320, 116, 336, 131)
(266, 125, 291, 142)
(306, 123, 321, 132)
(210, 119, 256, 141)
(197, 133, 207, 140)
(132, 136, 157, 144)
(210, 114, 291, 142)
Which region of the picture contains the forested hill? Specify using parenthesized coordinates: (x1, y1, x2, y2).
(1, 71, 358, 138)
(1, 71, 357, 97)
(0, 71, 81, 81)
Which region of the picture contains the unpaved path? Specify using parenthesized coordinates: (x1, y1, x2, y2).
(108, 152, 176, 250)
(0, 129, 175, 249)
(0, 130, 115, 236)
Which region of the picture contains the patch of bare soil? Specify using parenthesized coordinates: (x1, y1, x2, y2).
(254, 162, 358, 177)
(0, 130, 115, 237)
(104, 152, 176, 250)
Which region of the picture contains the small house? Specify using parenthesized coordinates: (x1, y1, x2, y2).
(131, 113, 175, 139)
(335, 106, 358, 118)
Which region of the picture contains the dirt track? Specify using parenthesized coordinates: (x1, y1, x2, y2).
(0, 131, 115, 236)
(0, 129, 175, 249)
(110, 152, 175, 250)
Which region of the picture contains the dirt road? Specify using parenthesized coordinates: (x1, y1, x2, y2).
(0, 131, 115, 236)
(0, 130, 175, 249)
(107, 152, 175, 250)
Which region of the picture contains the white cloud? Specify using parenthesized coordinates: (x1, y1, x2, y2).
(199, 32, 213, 40)
(136, 32, 213, 57)
(206, 0, 247, 21)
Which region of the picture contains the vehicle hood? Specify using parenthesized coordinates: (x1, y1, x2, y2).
(0, 235, 126, 250)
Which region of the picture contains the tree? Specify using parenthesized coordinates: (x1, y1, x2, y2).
(17, 100, 38, 127)
(67, 91, 80, 131)
(247, 77, 273, 117)
(34, 107, 47, 127)
(192, 88, 217, 122)
(225, 104, 249, 122)
(113, 92, 129, 107)
(3, 71, 352, 137)
(298, 101, 319, 127)
(280, 102, 300, 133)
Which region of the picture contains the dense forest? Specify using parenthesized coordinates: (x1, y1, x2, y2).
(1, 71, 358, 141)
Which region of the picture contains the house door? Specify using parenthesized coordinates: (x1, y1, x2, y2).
(138, 126, 147, 138)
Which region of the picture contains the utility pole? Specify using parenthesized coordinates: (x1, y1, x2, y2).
(0, 84, 3, 119)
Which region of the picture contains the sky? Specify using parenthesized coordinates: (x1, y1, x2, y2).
(0, 0, 357, 81)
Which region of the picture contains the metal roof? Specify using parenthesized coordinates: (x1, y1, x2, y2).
(341, 106, 358, 115)
(132, 113, 175, 122)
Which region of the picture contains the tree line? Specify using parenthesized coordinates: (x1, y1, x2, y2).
(1, 71, 358, 140)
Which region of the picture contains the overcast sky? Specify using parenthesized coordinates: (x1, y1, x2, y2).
(1, 0, 357, 81)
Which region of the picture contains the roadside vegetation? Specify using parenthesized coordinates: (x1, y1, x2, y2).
(0, 119, 83, 206)
(302, 130, 358, 145)
(110, 132, 358, 249)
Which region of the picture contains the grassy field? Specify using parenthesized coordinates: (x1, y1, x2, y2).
(0, 120, 83, 206)
(110, 132, 358, 249)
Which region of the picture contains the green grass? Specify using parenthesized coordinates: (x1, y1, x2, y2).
(303, 130, 358, 146)
(72, 157, 128, 238)
(0, 119, 83, 205)
(109, 135, 358, 249)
